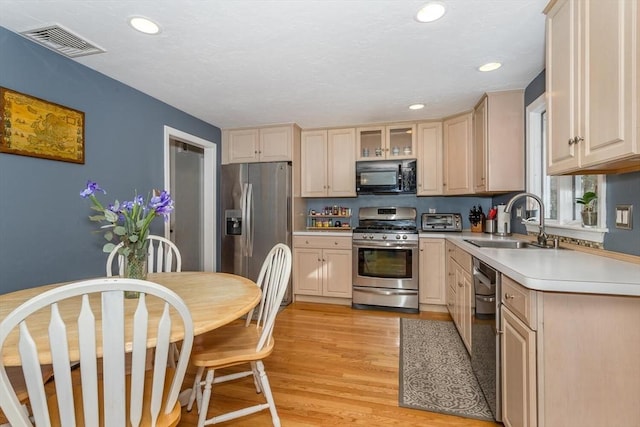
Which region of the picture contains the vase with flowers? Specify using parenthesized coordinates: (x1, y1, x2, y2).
(81, 181, 174, 296)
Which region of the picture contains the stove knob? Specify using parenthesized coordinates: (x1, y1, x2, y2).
(395, 234, 401, 240)
(369, 234, 374, 240)
(402, 235, 408, 240)
(382, 235, 387, 240)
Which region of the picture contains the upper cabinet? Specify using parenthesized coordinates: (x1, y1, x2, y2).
(223, 124, 300, 164)
(545, 0, 640, 175)
(356, 124, 416, 161)
(473, 90, 525, 193)
(416, 121, 443, 196)
(443, 112, 474, 195)
(301, 128, 356, 198)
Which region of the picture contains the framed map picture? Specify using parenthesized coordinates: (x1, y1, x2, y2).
(0, 87, 85, 164)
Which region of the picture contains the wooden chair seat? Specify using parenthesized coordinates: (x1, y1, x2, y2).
(190, 323, 274, 369)
(46, 369, 181, 427)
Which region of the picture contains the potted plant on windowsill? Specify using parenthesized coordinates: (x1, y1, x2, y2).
(576, 191, 598, 227)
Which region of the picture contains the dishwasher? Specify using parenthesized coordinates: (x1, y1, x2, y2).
(471, 257, 501, 422)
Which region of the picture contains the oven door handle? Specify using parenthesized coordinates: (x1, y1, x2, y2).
(353, 287, 417, 296)
(352, 242, 417, 249)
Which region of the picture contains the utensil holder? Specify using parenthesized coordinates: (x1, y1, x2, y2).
(484, 219, 497, 234)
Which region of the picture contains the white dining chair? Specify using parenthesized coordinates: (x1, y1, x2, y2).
(0, 277, 194, 427)
(106, 234, 182, 277)
(186, 243, 292, 427)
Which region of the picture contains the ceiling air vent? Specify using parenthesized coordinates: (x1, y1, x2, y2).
(21, 24, 106, 58)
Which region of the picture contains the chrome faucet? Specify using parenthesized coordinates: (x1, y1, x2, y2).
(504, 192, 548, 246)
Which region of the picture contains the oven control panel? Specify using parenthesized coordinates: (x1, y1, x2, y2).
(421, 213, 463, 232)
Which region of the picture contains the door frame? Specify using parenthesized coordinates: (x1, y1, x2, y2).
(163, 125, 217, 271)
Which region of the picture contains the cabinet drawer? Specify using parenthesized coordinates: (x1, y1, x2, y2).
(502, 275, 537, 330)
(293, 235, 352, 250)
(454, 246, 472, 273)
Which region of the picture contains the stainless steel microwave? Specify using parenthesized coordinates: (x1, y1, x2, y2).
(356, 159, 416, 195)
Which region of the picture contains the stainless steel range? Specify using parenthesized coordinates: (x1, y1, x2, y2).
(352, 207, 419, 313)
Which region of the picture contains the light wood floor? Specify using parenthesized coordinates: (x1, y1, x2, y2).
(178, 302, 499, 426)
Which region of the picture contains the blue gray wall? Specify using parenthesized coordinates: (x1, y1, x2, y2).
(0, 27, 221, 293)
(605, 171, 640, 254)
(307, 195, 492, 230)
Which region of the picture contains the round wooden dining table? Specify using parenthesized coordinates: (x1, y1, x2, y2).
(0, 272, 262, 366)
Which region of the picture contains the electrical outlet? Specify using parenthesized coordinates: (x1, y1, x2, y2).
(515, 206, 523, 219)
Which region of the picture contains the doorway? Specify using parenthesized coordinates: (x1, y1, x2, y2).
(164, 126, 217, 271)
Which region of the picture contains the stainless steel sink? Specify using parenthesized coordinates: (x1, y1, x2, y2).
(465, 239, 540, 249)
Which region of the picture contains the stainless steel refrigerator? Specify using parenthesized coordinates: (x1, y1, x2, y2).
(221, 162, 292, 304)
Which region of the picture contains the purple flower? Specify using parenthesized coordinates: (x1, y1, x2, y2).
(80, 180, 106, 198)
(149, 191, 174, 217)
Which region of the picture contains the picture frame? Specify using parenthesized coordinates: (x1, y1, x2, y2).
(0, 87, 85, 164)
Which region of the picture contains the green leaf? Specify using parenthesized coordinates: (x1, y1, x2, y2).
(88, 214, 105, 222)
(114, 225, 126, 236)
(129, 234, 139, 243)
(104, 231, 113, 241)
(102, 242, 116, 253)
(104, 210, 119, 223)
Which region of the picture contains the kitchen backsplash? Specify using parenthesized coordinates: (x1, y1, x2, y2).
(306, 194, 493, 231)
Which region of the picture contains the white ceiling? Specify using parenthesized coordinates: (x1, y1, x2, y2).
(0, 0, 547, 130)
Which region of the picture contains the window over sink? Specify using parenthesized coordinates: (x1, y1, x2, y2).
(525, 94, 607, 244)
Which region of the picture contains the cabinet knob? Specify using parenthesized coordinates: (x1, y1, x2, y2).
(334, 241, 338, 245)
(504, 293, 515, 299)
(568, 137, 575, 145)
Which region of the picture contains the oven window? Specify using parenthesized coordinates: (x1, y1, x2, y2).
(357, 247, 413, 279)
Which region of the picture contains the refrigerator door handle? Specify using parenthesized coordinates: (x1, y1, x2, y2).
(287, 196, 291, 233)
(246, 183, 254, 257)
(240, 182, 249, 256)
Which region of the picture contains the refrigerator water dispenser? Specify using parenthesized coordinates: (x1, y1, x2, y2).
(225, 209, 242, 235)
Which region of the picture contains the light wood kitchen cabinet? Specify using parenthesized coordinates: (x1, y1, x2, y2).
(356, 124, 416, 160)
(443, 112, 474, 195)
(301, 128, 356, 198)
(416, 121, 443, 195)
(418, 238, 445, 306)
(545, 0, 640, 175)
(473, 91, 525, 193)
(223, 124, 299, 164)
(445, 241, 472, 352)
(501, 306, 537, 427)
(293, 235, 352, 298)
(500, 274, 640, 426)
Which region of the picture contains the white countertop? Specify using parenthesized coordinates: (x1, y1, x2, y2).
(419, 231, 640, 297)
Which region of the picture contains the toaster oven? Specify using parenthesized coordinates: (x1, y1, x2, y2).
(421, 213, 463, 232)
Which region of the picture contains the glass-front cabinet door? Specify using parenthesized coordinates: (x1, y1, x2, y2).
(356, 124, 416, 161)
(356, 126, 384, 160)
(387, 124, 416, 159)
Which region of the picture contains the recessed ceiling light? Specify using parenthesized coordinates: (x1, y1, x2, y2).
(129, 16, 161, 35)
(416, 2, 446, 23)
(478, 62, 502, 72)
(409, 103, 425, 110)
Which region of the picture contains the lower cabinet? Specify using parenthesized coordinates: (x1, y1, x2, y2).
(500, 274, 640, 426)
(418, 238, 445, 306)
(445, 241, 472, 352)
(293, 235, 352, 299)
(501, 306, 537, 427)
